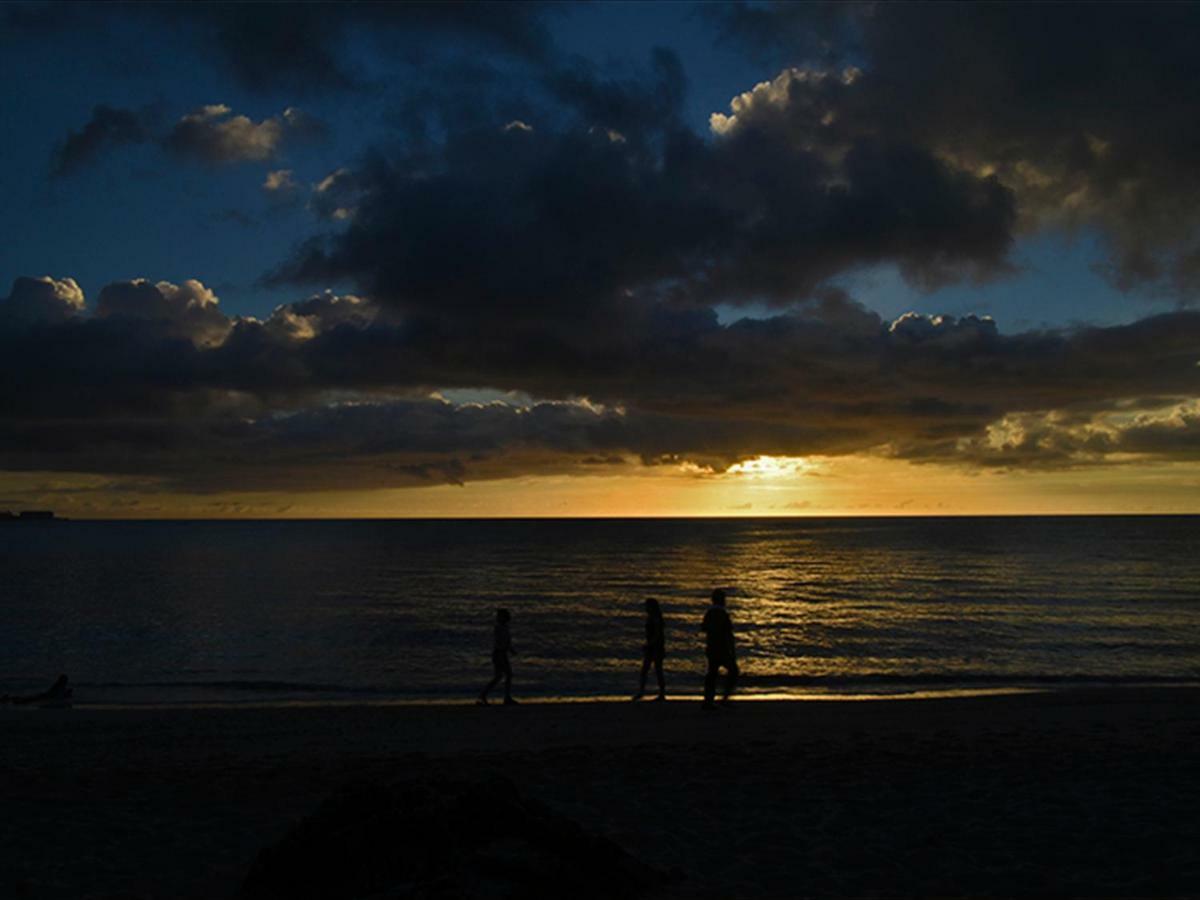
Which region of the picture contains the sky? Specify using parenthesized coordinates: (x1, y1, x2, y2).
(2, 1, 1200, 518)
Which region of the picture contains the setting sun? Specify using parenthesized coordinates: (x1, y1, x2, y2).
(725, 456, 816, 479)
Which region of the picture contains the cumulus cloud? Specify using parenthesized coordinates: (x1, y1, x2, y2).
(309, 167, 364, 221)
(52, 105, 149, 176)
(888, 312, 999, 346)
(261, 291, 379, 341)
(261, 169, 303, 210)
(708, 66, 860, 137)
(263, 169, 298, 194)
(165, 105, 325, 164)
(95, 278, 232, 348)
(896, 401, 1200, 470)
(0, 276, 86, 328)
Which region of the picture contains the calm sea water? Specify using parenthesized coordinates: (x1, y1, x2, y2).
(2, 517, 1198, 705)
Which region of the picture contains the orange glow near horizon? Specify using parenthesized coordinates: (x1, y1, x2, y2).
(4, 453, 1200, 518)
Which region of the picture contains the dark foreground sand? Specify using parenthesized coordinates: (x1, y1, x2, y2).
(3, 688, 1200, 899)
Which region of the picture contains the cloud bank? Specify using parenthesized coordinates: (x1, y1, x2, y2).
(3, 275, 1199, 492)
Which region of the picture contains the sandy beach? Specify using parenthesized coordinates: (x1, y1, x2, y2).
(3, 688, 1200, 898)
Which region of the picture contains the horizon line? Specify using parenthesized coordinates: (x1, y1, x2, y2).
(27, 511, 1200, 523)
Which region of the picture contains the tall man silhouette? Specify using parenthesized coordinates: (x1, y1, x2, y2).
(701, 589, 737, 708)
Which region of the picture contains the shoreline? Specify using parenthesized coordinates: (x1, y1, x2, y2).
(9, 679, 1196, 712)
(0, 686, 1085, 712)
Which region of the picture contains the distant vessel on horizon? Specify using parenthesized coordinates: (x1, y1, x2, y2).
(0, 510, 60, 522)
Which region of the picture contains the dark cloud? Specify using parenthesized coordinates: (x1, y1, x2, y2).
(187, 3, 362, 95)
(179, 1, 558, 94)
(4, 1, 558, 94)
(1114, 410, 1200, 460)
(712, 2, 1200, 299)
(52, 105, 149, 177)
(708, 2, 857, 65)
(50, 103, 326, 173)
(545, 47, 688, 140)
(271, 54, 1015, 320)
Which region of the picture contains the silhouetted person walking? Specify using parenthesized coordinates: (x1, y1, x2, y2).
(701, 589, 737, 708)
(632, 597, 666, 701)
(478, 608, 517, 705)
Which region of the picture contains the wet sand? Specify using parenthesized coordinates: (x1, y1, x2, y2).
(3, 688, 1200, 898)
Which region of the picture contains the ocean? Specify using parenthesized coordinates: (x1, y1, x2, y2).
(2, 517, 1198, 706)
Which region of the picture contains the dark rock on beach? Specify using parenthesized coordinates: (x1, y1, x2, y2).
(240, 776, 672, 900)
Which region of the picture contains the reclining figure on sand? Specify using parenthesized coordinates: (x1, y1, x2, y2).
(2, 674, 73, 707)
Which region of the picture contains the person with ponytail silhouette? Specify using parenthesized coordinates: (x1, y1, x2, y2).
(632, 597, 667, 701)
(478, 608, 517, 706)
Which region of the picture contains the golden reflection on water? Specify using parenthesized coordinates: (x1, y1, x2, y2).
(581, 517, 1200, 689)
(8, 517, 1199, 702)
